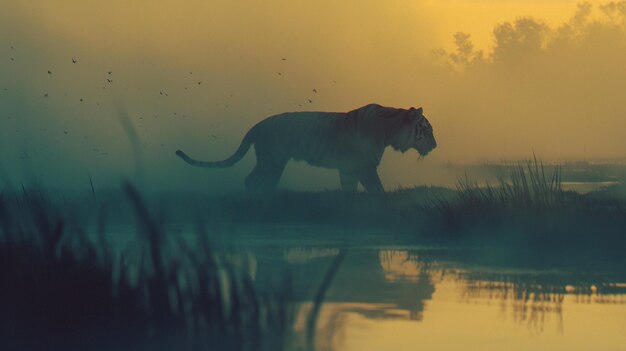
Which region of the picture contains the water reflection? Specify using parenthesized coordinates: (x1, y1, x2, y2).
(281, 248, 436, 322)
(265, 247, 626, 350)
(458, 272, 567, 332)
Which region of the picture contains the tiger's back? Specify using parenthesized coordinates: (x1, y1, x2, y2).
(251, 111, 378, 169)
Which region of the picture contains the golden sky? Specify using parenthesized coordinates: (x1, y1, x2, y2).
(1, 0, 625, 191)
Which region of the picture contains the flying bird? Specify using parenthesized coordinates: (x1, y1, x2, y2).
(72, 58, 78, 63)
(308, 99, 313, 103)
(48, 70, 52, 74)
(312, 88, 317, 93)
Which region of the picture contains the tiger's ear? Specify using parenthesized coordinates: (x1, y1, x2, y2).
(409, 107, 423, 117)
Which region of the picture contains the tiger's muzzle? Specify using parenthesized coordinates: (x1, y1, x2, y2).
(417, 138, 437, 156)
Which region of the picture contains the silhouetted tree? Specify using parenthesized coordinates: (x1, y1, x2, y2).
(491, 18, 550, 64)
(434, 32, 484, 72)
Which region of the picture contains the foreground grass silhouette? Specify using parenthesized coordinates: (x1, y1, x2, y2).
(0, 183, 296, 351)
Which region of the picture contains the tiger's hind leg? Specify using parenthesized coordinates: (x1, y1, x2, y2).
(357, 167, 384, 193)
(339, 170, 358, 193)
(245, 165, 264, 192)
(260, 161, 286, 191)
(245, 158, 287, 192)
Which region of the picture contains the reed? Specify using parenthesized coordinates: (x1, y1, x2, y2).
(422, 157, 571, 233)
(0, 184, 296, 351)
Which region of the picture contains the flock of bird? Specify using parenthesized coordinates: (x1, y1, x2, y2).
(4, 46, 327, 157)
(5, 45, 322, 108)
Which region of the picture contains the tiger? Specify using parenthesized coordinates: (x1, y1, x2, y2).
(175, 103, 436, 193)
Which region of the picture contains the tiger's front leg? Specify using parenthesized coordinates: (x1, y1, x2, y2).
(357, 167, 384, 193)
(339, 170, 358, 193)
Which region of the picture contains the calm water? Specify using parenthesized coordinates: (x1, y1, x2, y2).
(218, 225, 626, 351)
(288, 249, 626, 351)
(561, 181, 620, 194)
(111, 224, 626, 350)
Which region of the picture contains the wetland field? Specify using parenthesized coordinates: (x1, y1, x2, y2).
(2, 160, 625, 351)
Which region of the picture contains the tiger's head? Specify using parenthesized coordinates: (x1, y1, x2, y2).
(390, 107, 437, 156)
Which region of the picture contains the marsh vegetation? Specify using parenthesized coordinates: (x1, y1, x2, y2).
(0, 184, 297, 351)
(2, 158, 625, 350)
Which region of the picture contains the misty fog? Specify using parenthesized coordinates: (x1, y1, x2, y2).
(1, 1, 625, 193)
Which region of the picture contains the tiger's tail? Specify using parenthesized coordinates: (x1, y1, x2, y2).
(175, 129, 254, 168)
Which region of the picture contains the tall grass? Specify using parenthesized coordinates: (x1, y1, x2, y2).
(0, 183, 296, 351)
(457, 156, 563, 210)
(423, 157, 572, 232)
(423, 157, 626, 250)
